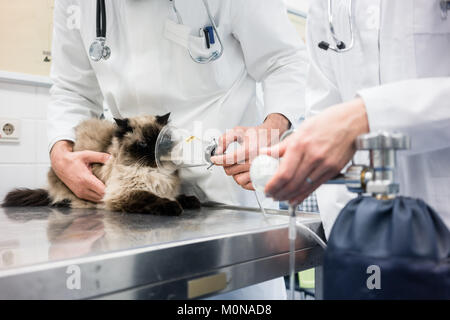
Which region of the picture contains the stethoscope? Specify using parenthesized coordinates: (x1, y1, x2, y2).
(318, 0, 354, 53)
(89, 0, 111, 62)
(318, 0, 450, 53)
(89, 0, 224, 64)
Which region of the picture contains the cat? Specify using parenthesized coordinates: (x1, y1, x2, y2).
(2, 113, 200, 216)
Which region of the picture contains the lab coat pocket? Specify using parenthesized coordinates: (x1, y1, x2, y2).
(163, 19, 233, 92)
(413, 0, 450, 77)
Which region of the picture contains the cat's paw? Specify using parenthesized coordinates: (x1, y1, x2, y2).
(176, 195, 201, 210)
(52, 199, 72, 208)
(149, 199, 183, 216)
(112, 190, 184, 216)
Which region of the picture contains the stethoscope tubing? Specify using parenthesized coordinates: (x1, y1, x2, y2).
(96, 0, 106, 38)
(325, 0, 354, 53)
(323, 0, 449, 53)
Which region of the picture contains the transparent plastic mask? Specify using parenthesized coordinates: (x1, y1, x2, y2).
(155, 125, 218, 173)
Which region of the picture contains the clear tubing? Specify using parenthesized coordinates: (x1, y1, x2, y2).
(288, 205, 327, 301)
(288, 205, 296, 300)
(249, 154, 327, 300)
(253, 191, 268, 218)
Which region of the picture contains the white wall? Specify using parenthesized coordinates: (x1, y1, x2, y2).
(0, 80, 50, 201)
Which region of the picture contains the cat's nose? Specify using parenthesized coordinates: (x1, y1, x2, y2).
(138, 142, 148, 149)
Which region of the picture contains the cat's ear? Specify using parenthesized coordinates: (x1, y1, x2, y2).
(156, 113, 171, 126)
(114, 118, 129, 129)
(114, 118, 132, 138)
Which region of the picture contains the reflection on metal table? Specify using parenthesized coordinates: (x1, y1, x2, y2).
(0, 204, 324, 299)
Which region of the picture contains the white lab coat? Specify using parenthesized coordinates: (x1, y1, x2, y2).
(48, 0, 307, 299)
(306, 0, 450, 238)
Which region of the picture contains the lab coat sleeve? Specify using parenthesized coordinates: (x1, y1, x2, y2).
(230, 0, 308, 126)
(47, 0, 104, 152)
(358, 78, 450, 155)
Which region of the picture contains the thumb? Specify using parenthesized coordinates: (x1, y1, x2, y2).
(216, 128, 245, 155)
(259, 140, 288, 159)
(81, 151, 111, 164)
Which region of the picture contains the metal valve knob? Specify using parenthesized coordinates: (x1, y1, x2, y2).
(327, 131, 410, 199)
(356, 131, 410, 151)
(356, 132, 410, 198)
(204, 139, 218, 166)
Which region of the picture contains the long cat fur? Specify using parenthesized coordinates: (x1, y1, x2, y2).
(2, 113, 200, 216)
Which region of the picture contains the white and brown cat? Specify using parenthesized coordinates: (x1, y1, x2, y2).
(2, 113, 200, 215)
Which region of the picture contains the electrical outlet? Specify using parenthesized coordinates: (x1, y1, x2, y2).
(0, 119, 21, 143)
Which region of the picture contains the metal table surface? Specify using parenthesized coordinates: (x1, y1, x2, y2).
(0, 205, 324, 299)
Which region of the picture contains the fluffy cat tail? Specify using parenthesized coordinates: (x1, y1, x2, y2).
(2, 188, 50, 207)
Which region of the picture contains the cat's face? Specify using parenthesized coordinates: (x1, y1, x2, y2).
(113, 113, 170, 167)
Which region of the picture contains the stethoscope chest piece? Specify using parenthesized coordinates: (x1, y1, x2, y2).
(89, 37, 111, 62)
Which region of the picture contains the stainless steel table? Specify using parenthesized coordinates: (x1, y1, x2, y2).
(0, 204, 324, 299)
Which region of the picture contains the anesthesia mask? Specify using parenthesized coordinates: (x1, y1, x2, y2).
(155, 125, 218, 173)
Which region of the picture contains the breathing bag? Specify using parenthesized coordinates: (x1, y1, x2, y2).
(324, 196, 450, 299)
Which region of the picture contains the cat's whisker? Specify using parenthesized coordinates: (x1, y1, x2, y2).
(135, 155, 151, 168)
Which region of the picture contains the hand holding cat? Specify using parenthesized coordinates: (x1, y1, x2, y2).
(211, 113, 290, 191)
(50, 140, 111, 203)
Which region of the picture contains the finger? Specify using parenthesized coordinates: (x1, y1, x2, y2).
(81, 151, 111, 164)
(211, 146, 248, 166)
(271, 164, 314, 201)
(287, 156, 342, 201)
(259, 139, 288, 159)
(289, 191, 313, 207)
(233, 172, 251, 187)
(282, 182, 314, 204)
(243, 182, 255, 191)
(216, 128, 245, 155)
(86, 189, 103, 203)
(84, 174, 106, 197)
(264, 145, 303, 197)
(224, 163, 250, 176)
(295, 166, 333, 196)
(288, 170, 334, 206)
(79, 189, 103, 203)
(272, 153, 324, 200)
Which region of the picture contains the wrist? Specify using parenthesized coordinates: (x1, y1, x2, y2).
(351, 97, 370, 136)
(340, 98, 370, 138)
(50, 140, 74, 162)
(262, 113, 291, 136)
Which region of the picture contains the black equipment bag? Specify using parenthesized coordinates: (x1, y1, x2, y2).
(324, 196, 450, 299)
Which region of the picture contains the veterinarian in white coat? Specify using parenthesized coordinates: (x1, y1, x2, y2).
(48, 0, 307, 299)
(264, 0, 450, 238)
